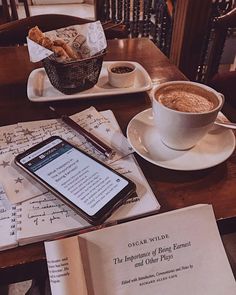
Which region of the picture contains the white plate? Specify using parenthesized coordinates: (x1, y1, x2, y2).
(27, 61, 152, 102)
(127, 108, 236, 171)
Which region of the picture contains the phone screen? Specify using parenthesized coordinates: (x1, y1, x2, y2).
(18, 137, 131, 217)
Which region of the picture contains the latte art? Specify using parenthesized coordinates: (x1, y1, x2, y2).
(155, 84, 218, 113)
(152, 81, 223, 150)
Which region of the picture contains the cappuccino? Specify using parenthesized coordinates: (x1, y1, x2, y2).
(155, 84, 218, 113)
(152, 81, 224, 150)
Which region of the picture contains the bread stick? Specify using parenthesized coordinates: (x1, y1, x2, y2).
(28, 26, 45, 44)
(28, 26, 83, 61)
(53, 39, 80, 59)
(51, 45, 70, 59)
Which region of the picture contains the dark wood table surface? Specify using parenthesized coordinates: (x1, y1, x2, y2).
(0, 38, 235, 284)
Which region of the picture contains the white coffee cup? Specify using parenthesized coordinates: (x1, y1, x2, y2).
(151, 81, 224, 150)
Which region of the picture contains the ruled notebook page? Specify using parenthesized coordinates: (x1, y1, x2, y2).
(15, 109, 159, 246)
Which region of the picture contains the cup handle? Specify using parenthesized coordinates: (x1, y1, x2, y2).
(218, 92, 225, 107)
(148, 84, 159, 102)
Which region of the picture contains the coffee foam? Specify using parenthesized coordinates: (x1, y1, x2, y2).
(155, 83, 219, 113)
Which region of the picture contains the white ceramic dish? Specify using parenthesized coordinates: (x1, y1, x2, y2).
(127, 108, 236, 171)
(27, 61, 152, 102)
(107, 61, 136, 88)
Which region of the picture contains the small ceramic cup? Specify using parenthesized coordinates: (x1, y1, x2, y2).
(151, 81, 224, 150)
(107, 62, 136, 88)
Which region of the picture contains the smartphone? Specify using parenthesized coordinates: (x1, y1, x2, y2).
(14, 136, 136, 225)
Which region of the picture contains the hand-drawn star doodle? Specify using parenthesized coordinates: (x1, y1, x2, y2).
(87, 114, 93, 119)
(22, 128, 34, 136)
(5, 138, 13, 144)
(0, 160, 10, 168)
(128, 147, 133, 151)
(15, 177, 24, 184)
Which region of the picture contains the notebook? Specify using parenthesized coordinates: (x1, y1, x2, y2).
(0, 107, 160, 250)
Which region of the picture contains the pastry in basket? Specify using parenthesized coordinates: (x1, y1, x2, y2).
(55, 28, 89, 59)
(28, 26, 44, 43)
(53, 39, 82, 59)
(28, 26, 81, 61)
(27, 22, 106, 95)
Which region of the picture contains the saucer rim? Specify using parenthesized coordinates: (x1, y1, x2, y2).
(127, 108, 236, 171)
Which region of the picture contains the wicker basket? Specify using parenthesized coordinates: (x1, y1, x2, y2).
(42, 50, 106, 95)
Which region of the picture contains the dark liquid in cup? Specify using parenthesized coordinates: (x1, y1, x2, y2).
(155, 84, 219, 113)
(111, 66, 134, 74)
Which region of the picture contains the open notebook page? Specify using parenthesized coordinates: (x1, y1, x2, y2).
(0, 107, 133, 204)
(16, 153, 159, 245)
(15, 110, 159, 245)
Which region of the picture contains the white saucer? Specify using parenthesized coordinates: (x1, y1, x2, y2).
(127, 108, 236, 171)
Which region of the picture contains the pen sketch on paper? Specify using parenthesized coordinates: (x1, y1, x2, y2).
(0, 107, 133, 204)
(0, 108, 159, 248)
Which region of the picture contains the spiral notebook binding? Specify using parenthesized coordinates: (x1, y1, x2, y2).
(11, 217, 16, 223)
(16, 221, 22, 231)
(10, 210, 17, 235)
(10, 230, 16, 236)
(15, 203, 23, 231)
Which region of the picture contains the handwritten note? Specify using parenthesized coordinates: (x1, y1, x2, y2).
(0, 107, 133, 204)
(0, 108, 159, 248)
(17, 154, 159, 245)
(17, 192, 89, 245)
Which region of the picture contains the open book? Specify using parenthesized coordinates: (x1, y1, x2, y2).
(0, 108, 160, 250)
(45, 204, 236, 295)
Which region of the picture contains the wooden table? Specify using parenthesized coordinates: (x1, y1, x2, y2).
(0, 38, 235, 284)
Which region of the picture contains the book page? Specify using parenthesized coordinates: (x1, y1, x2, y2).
(45, 236, 88, 295)
(0, 185, 17, 250)
(74, 205, 235, 295)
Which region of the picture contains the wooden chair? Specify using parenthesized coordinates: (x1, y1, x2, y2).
(19, 0, 31, 18)
(0, 13, 125, 46)
(207, 8, 236, 108)
(94, 0, 174, 56)
(205, 7, 236, 83)
(2, 0, 30, 22)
